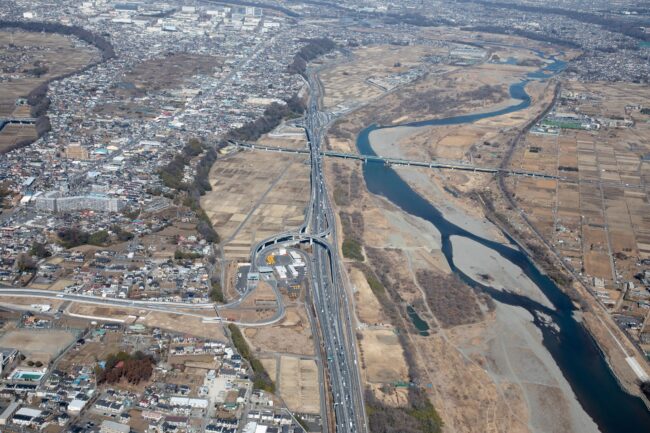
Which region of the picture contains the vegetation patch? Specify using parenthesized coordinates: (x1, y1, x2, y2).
(96, 351, 155, 385)
(342, 238, 364, 261)
(365, 388, 443, 433)
(228, 324, 275, 392)
(416, 270, 487, 328)
(209, 279, 225, 303)
(288, 38, 337, 76)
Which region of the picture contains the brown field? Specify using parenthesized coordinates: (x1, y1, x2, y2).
(0, 123, 38, 152)
(349, 267, 385, 325)
(358, 329, 408, 384)
(67, 303, 135, 322)
(278, 356, 320, 414)
(243, 307, 314, 356)
(0, 328, 76, 362)
(140, 312, 225, 339)
(202, 150, 310, 261)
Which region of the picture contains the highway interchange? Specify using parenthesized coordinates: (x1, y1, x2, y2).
(0, 63, 368, 433)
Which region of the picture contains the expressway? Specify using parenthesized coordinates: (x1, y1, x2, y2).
(229, 140, 559, 179)
(301, 69, 367, 433)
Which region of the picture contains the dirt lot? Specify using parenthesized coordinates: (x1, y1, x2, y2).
(278, 356, 320, 414)
(256, 123, 308, 150)
(67, 303, 136, 322)
(243, 307, 314, 356)
(140, 312, 225, 340)
(0, 296, 64, 310)
(0, 328, 76, 362)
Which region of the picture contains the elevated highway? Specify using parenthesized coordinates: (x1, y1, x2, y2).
(231, 140, 647, 189)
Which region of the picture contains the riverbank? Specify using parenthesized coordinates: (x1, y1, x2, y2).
(367, 125, 603, 432)
(359, 70, 650, 433)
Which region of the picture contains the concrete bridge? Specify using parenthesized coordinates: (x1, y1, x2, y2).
(229, 140, 558, 180)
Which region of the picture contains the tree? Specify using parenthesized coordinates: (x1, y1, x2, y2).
(88, 230, 109, 246)
(209, 279, 224, 303)
(57, 227, 90, 248)
(16, 253, 37, 272)
(30, 242, 51, 259)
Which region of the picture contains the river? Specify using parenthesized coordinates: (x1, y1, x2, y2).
(355, 54, 650, 432)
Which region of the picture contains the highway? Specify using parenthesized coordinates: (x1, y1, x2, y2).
(231, 140, 648, 190)
(302, 69, 367, 433)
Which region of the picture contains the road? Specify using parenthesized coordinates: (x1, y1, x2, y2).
(302, 69, 367, 433)
(243, 65, 368, 432)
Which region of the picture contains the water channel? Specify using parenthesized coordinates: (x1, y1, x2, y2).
(355, 53, 650, 432)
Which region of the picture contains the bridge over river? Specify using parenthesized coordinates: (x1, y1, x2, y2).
(230, 140, 647, 190)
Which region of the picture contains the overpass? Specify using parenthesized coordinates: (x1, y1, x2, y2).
(0, 117, 38, 132)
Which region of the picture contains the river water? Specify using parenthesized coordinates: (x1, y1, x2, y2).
(355, 55, 650, 431)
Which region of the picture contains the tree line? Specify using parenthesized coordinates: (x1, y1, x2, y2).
(461, 25, 580, 49)
(0, 20, 116, 154)
(288, 38, 337, 76)
(227, 324, 275, 392)
(458, 0, 650, 43)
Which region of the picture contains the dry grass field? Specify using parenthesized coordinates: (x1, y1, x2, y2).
(0, 123, 38, 152)
(358, 329, 408, 383)
(278, 356, 320, 414)
(0, 328, 76, 362)
(243, 306, 314, 356)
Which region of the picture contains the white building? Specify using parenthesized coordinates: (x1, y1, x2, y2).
(168, 397, 208, 409)
(100, 420, 130, 433)
(33, 191, 123, 213)
(67, 399, 87, 414)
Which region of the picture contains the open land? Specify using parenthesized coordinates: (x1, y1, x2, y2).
(278, 356, 320, 414)
(0, 30, 98, 152)
(319, 34, 613, 432)
(0, 328, 76, 363)
(202, 149, 310, 261)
